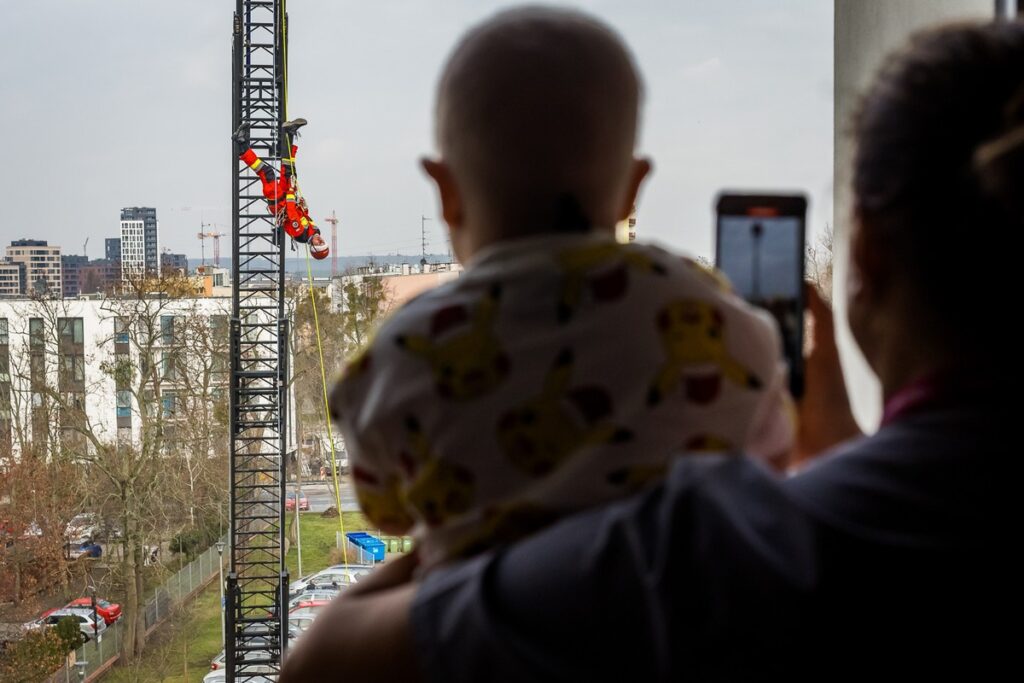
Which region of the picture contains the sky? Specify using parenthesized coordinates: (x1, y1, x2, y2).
(0, 0, 833, 262)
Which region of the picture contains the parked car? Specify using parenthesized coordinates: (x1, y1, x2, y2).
(289, 614, 316, 633)
(288, 606, 326, 622)
(64, 513, 101, 542)
(287, 564, 373, 597)
(284, 492, 309, 512)
(65, 597, 121, 625)
(68, 540, 102, 560)
(204, 670, 274, 683)
(267, 591, 335, 618)
(209, 630, 298, 671)
(33, 609, 105, 641)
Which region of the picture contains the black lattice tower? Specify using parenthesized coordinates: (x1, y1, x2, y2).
(228, 0, 289, 680)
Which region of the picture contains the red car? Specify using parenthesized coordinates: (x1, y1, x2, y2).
(65, 597, 121, 625)
(285, 492, 309, 511)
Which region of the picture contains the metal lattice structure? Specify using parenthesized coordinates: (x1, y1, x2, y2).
(227, 0, 289, 679)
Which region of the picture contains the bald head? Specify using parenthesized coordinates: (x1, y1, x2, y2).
(430, 6, 646, 244)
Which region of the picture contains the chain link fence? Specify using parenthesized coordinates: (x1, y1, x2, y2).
(49, 536, 227, 682)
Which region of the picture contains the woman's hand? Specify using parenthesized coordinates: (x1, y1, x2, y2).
(793, 284, 862, 467)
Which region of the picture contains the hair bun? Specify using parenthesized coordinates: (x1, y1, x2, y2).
(973, 122, 1024, 214)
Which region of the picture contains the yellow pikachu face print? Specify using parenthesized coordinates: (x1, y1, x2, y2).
(351, 466, 415, 532)
(396, 284, 509, 400)
(648, 300, 762, 406)
(557, 242, 667, 322)
(398, 416, 476, 527)
(497, 348, 632, 477)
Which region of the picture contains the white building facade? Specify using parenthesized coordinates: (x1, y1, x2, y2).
(0, 296, 242, 459)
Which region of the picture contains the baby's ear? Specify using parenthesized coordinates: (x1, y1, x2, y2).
(618, 157, 652, 221)
(421, 158, 462, 229)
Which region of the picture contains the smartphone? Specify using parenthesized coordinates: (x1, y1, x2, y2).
(715, 193, 806, 398)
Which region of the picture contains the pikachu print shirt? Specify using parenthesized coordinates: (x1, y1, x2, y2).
(331, 232, 794, 567)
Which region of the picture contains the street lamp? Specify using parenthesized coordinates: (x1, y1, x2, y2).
(88, 585, 99, 653)
(215, 540, 225, 645)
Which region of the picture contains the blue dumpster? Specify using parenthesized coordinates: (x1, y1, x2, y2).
(346, 532, 386, 562)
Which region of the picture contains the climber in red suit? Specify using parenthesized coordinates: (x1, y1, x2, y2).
(233, 118, 329, 259)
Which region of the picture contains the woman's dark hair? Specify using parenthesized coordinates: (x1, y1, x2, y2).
(853, 21, 1024, 350)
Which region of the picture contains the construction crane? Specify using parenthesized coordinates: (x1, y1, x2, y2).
(198, 224, 227, 267)
(324, 210, 339, 276)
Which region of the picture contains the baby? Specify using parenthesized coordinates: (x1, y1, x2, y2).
(330, 7, 793, 569)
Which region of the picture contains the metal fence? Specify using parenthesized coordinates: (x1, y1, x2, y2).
(50, 536, 227, 682)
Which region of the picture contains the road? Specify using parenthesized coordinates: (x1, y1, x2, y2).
(289, 478, 359, 512)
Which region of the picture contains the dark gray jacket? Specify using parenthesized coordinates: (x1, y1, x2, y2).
(412, 401, 1014, 681)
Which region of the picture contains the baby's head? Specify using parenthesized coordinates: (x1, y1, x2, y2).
(423, 6, 650, 262)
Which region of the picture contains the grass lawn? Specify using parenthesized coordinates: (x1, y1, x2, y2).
(285, 511, 373, 578)
(102, 512, 396, 682)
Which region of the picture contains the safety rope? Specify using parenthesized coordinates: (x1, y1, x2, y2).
(283, 0, 350, 565)
(304, 247, 349, 566)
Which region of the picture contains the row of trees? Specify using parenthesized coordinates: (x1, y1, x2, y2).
(1, 269, 394, 668)
(1, 274, 229, 661)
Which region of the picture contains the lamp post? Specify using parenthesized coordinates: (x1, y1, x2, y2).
(215, 540, 225, 644)
(88, 585, 99, 653)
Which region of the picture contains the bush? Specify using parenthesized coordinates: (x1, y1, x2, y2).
(169, 516, 224, 557)
(0, 629, 67, 683)
(55, 616, 85, 652)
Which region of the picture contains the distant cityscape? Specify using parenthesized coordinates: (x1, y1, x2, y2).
(0, 205, 638, 301)
(0, 205, 461, 300)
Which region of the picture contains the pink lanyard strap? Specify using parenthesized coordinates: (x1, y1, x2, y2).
(880, 374, 946, 427)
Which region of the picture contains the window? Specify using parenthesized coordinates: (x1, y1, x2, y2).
(0, 355, 8, 383)
(116, 390, 131, 418)
(117, 426, 131, 443)
(59, 354, 85, 382)
(114, 317, 129, 344)
(160, 315, 174, 345)
(0, 318, 7, 345)
(161, 391, 176, 418)
(161, 351, 176, 380)
(29, 318, 43, 348)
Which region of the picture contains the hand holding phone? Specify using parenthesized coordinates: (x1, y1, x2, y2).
(715, 193, 807, 398)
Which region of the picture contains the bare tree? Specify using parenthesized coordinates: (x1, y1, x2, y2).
(807, 224, 835, 303)
(2, 273, 229, 661)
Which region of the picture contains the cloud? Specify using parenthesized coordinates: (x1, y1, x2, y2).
(681, 56, 723, 79)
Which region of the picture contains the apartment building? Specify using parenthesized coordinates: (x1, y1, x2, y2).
(0, 295, 272, 458)
(5, 240, 62, 296)
(0, 261, 26, 298)
(120, 207, 160, 279)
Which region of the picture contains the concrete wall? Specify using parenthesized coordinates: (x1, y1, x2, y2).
(833, 0, 994, 429)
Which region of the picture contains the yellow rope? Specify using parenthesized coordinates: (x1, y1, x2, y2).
(284, 0, 349, 566)
(304, 240, 349, 566)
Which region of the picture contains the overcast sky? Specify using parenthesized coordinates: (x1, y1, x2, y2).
(0, 0, 832, 261)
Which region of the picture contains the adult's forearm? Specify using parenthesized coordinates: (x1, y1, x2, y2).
(280, 583, 421, 683)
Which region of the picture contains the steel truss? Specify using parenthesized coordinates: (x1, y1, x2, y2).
(228, 0, 289, 680)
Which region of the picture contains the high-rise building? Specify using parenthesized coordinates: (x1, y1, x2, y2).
(105, 237, 122, 262)
(79, 259, 120, 295)
(160, 252, 189, 275)
(61, 254, 89, 298)
(0, 260, 26, 298)
(5, 239, 62, 296)
(120, 207, 159, 279)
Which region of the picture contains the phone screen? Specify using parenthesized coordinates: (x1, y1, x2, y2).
(715, 197, 805, 397)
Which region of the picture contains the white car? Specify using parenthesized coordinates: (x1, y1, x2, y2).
(65, 513, 101, 542)
(204, 671, 274, 683)
(288, 564, 373, 596)
(33, 609, 106, 641)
